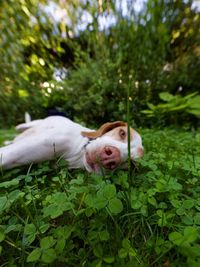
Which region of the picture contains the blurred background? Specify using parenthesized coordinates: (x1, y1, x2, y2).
(0, 0, 199, 128)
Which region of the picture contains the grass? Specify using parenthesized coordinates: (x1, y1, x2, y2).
(0, 129, 16, 144)
(0, 128, 200, 266)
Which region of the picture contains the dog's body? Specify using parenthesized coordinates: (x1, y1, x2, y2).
(0, 116, 144, 173)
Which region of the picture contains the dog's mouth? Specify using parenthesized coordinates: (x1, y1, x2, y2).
(86, 159, 101, 173)
(85, 145, 122, 173)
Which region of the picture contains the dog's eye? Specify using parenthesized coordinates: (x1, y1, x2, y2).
(119, 129, 126, 139)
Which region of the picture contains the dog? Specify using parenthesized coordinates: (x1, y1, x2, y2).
(0, 116, 144, 174)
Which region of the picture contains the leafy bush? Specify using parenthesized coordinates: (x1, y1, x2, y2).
(60, 58, 129, 125)
(142, 92, 200, 125)
(0, 0, 200, 127)
(0, 128, 200, 266)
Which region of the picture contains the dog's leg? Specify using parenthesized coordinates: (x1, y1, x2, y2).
(16, 119, 43, 132)
(2, 121, 43, 146)
(0, 135, 57, 169)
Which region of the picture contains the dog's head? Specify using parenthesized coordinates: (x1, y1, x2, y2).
(82, 121, 144, 173)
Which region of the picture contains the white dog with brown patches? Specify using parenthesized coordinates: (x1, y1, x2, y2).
(0, 116, 144, 174)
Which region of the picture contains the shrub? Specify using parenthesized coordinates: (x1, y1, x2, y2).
(142, 92, 200, 126)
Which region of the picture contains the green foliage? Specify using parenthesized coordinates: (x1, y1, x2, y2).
(0, 128, 200, 266)
(0, 129, 16, 145)
(0, 0, 200, 127)
(0, 0, 66, 126)
(142, 92, 200, 124)
(62, 59, 127, 124)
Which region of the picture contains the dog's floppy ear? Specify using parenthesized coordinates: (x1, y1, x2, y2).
(81, 121, 127, 139)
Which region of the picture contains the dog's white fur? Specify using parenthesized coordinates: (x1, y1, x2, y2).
(0, 116, 143, 173)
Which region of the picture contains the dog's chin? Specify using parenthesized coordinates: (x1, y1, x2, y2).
(84, 152, 101, 174)
(84, 150, 128, 174)
(88, 162, 102, 174)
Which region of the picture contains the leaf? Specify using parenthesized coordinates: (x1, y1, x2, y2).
(194, 213, 200, 225)
(148, 196, 157, 206)
(130, 189, 138, 200)
(0, 196, 8, 212)
(171, 199, 181, 208)
(103, 256, 115, 263)
(169, 232, 183, 246)
(41, 248, 56, 263)
(186, 244, 200, 257)
(39, 223, 49, 233)
(188, 109, 200, 117)
(118, 248, 127, 258)
(0, 228, 5, 242)
(108, 198, 123, 214)
(147, 103, 156, 110)
(169, 179, 182, 190)
(93, 195, 108, 209)
(159, 92, 174, 102)
(69, 174, 84, 185)
(102, 184, 116, 199)
(27, 248, 41, 262)
(55, 238, 66, 253)
(172, 30, 180, 40)
(40, 236, 56, 249)
(43, 202, 73, 218)
(24, 224, 37, 235)
(122, 238, 131, 249)
(93, 244, 103, 258)
(182, 215, 193, 225)
(43, 204, 63, 219)
(186, 92, 198, 101)
(183, 226, 198, 243)
(5, 224, 22, 233)
(129, 247, 137, 257)
(69, 186, 89, 194)
(130, 189, 142, 209)
(53, 226, 73, 239)
(24, 224, 37, 244)
(131, 200, 142, 209)
(141, 110, 154, 116)
(85, 193, 108, 210)
(169, 228, 196, 247)
(183, 199, 194, 209)
(0, 179, 19, 188)
(187, 258, 200, 267)
(43, 192, 73, 219)
(99, 230, 110, 241)
(93, 259, 102, 267)
(84, 194, 93, 207)
(176, 207, 185, 216)
(169, 104, 188, 111)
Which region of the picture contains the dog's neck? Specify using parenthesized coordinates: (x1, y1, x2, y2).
(61, 136, 91, 170)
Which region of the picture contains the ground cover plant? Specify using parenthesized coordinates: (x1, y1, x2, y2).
(0, 128, 200, 266)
